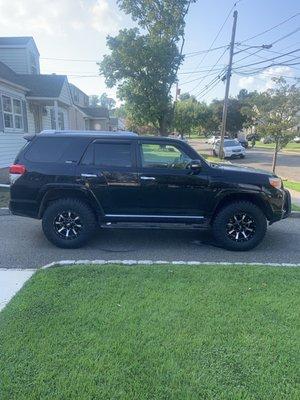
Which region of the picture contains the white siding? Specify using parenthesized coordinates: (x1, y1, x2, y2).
(0, 133, 25, 167)
(42, 106, 52, 130)
(59, 80, 72, 106)
(0, 83, 27, 167)
(0, 48, 29, 74)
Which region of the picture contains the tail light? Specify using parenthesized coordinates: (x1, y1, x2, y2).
(9, 164, 26, 184)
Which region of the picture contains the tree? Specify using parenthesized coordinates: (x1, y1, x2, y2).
(254, 78, 300, 173)
(99, 0, 196, 135)
(209, 98, 247, 136)
(99, 93, 116, 110)
(89, 95, 100, 107)
(174, 98, 212, 137)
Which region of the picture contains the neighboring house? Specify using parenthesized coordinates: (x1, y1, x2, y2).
(0, 36, 111, 168)
(109, 117, 126, 131)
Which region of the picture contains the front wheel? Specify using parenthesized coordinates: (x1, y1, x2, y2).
(42, 198, 97, 248)
(212, 201, 267, 251)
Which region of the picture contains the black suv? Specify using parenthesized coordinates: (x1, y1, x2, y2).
(9, 131, 291, 251)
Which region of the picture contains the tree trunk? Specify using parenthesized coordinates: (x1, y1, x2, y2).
(272, 138, 279, 173)
(158, 116, 168, 136)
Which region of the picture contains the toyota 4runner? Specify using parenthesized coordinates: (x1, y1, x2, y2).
(9, 131, 291, 251)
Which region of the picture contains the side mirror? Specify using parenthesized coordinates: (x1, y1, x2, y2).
(188, 159, 202, 172)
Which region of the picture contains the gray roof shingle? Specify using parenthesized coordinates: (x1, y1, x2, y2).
(18, 74, 66, 98)
(78, 106, 109, 118)
(0, 37, 33, 46)
(0, 62, 66, 97)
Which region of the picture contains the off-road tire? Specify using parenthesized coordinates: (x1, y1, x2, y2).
(212, 201, 267, 251)
(42, 198, 97, 248)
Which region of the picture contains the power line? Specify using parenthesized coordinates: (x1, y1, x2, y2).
(189, 47, 228, 93)
(182, 1, 240, 82)
(234, 48, 300, 69)
(239, 12, 300, 43)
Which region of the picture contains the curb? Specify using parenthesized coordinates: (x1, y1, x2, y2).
(0, 207, 10, 216)
(41, 260, 300, 269)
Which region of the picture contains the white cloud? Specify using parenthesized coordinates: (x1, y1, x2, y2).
(237, 66, 294, 92)
(91, 0, 122, 35)
(0, 0, 122, 37)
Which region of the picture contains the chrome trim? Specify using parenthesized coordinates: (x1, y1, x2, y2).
(105, 214, 204, 219)
(81, 173, 97, 178)
(140, 176, 156, 180)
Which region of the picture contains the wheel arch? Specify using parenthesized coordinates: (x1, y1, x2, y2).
(211, 192, 272, 222)
(38, 187, 104, 219)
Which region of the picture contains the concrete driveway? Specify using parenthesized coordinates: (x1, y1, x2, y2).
(1, 214, 299, 269)
(190, 140, 300, 181)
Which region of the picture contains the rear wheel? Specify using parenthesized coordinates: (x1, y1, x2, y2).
(212, 201, 267, 251)
(42, 198, 97, 248)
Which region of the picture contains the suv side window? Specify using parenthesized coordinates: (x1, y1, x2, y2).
(25, 137, 86, 163)
(140, 143, 191, 169)
(81, 142, 133, 167)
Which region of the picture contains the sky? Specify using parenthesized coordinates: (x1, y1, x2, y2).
(0, 0, 299, 104)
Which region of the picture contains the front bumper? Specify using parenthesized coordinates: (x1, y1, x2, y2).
(282, 189, 292, 219)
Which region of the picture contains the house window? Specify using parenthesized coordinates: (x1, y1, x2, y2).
(2, 95, 23, 130)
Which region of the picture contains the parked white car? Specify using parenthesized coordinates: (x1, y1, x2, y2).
(294, 136, 300, 143)
(213, 139, 246, 159)
(206, 135, 219, 145)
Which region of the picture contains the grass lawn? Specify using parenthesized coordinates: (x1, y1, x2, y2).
(0, 187, 9, 207)
(255, 142, 300, 152)
(283, 180, 300, 193)
(292, 204, 300, 211)
(0, 264, 299, 400)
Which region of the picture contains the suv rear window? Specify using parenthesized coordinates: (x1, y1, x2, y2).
(25, 137, 86, 163)
(81, 142, 133, 167)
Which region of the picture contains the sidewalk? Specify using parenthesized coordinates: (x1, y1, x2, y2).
(0, 269, 35, 311)
(0, 168, 9, 185)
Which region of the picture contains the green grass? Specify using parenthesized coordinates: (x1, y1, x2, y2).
(0, 264, 299, 400)
(0, 187, 9, 207)
(292, 204, 300, 211)
(255, 141, 300, 152)
(284, 180, 300, 192)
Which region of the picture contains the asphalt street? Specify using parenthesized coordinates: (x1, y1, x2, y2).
(190, 140, 300, 181)
(1, 214, 299, 269)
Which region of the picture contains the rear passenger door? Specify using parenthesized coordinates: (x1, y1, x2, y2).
(77, 140, 140, 215)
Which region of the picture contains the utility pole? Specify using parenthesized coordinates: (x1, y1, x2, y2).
(219, 10, 238, 158)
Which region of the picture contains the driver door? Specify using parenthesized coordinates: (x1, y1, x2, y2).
(137, 140, 210, 217)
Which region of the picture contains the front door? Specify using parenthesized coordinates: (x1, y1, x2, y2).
(77, 139, 140, 215)
(137, 141, 211, 218)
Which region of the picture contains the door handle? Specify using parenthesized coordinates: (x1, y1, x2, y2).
(140, 176, 156, 181)
(81, 173, 98, 178)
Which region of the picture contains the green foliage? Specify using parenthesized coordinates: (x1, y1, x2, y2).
(99, 1, 196, 135)
(99, 93, 116, 110)
(209, 98, 247, 136)
(174, 98, 213, 136)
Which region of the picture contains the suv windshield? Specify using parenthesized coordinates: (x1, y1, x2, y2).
(223, 140, 239, 147)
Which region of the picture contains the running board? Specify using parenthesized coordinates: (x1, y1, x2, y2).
(100, 221, 209, 230)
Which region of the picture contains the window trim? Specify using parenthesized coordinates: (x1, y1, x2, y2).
(1, 94, 24, 132)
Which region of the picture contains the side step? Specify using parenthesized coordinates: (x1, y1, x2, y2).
(100, 222, 209, 230)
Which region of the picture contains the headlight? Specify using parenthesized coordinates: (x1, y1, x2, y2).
(269, 177, 282, 189)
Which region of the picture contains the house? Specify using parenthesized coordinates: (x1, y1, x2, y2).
(0, 37, 111, 168)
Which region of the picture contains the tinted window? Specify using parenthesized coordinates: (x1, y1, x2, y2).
(94, 143, 132, 167)
(140, 143, 191, 169)
(25, 137, 86, 163)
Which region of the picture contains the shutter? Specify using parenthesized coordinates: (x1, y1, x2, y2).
(0, 95, 4, 132)
(22, 100, 28, 132)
